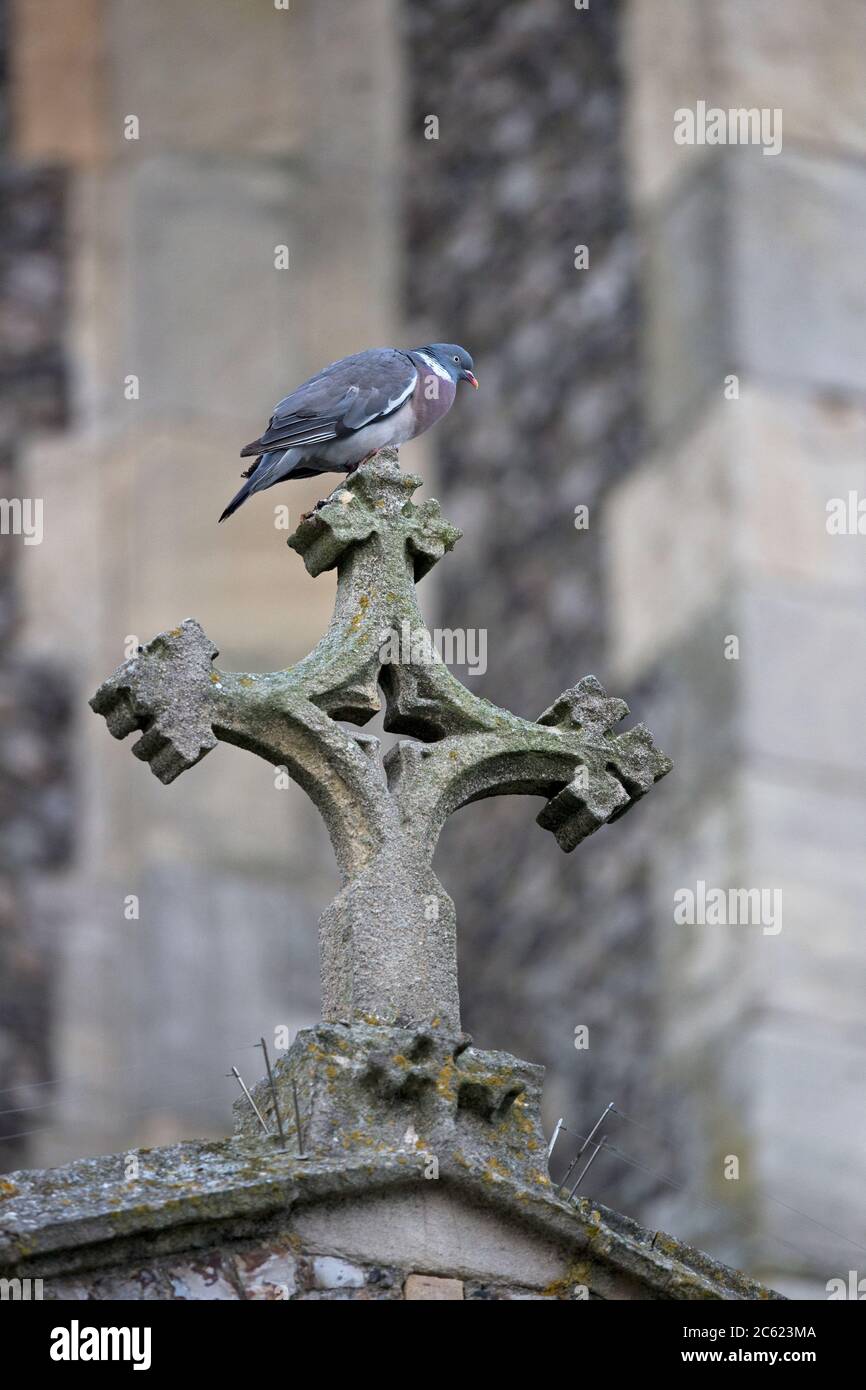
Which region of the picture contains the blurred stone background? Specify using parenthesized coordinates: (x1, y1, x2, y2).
(1, 0, 864, 1299)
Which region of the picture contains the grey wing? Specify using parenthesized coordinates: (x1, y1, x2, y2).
(240, 349, 417, 458)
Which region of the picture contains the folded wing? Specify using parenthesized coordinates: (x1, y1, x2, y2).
(240, 348, 418, 459)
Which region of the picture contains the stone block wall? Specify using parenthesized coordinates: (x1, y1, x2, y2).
(610, 0, 866, 1291)
(45, 1242, 560, 1302)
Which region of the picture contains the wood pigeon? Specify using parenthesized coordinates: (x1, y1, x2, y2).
(219, 343, 478, 521)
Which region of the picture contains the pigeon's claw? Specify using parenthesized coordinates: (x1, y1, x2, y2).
(300, 498, 330, 523)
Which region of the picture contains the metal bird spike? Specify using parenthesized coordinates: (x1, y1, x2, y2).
(227, 1066, 271, 1137)
(569, 1135, 608, 1199)
(547, 1116, 564, 1162)
(555, 1101, 615, 1196)
(291, 1079, 307, 1160)
(258, 1037, 287, 1150)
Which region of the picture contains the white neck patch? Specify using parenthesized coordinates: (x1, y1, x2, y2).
(416, 351, 452, 383)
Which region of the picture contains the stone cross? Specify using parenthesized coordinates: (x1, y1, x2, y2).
(91, 450, 671, 1031)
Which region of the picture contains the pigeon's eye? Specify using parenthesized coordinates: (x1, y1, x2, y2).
(453, 355, 460, 364)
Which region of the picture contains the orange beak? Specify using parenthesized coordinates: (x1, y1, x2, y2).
(464, 371, 479, 390)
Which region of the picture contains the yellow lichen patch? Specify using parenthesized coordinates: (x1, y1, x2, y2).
(542, 1262, 592, 1299)
(239, 676, 254, 687)
(169, 627, 183, 638)
(0, 1178, 19, 1199)
(340, 1129, 377, 1150)
(582, 1210, 604, 1241)
(448, 750, 459, 761)
(209, 672, 221, 684)
(485, 1155, 509, 1180)
(436, 1057, 456, 1101)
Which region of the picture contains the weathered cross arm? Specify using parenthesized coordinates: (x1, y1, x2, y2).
(89, 620, 395, 880)
(385, 674, 672, 859)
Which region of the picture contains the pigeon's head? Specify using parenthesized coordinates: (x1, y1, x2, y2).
(423, 343, 478, 389)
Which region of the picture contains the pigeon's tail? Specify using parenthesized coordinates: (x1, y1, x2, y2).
(218, 447, 322, 522)
(219, 447, 285, 522)
(218, 475, 256, 522)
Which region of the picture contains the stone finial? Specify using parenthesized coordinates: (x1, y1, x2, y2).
(91, 449, 671, 1029)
